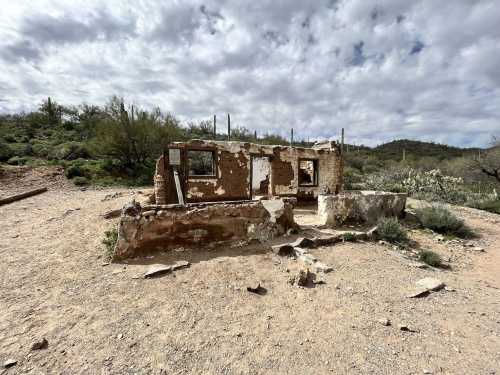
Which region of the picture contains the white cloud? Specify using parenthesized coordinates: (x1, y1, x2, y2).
(0, 0, 499, 147)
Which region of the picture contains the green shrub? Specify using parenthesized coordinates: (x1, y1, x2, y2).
(8, 142, 32, 157)
(415, 205, 473, 238)
(467, 198, 500, 215)
(65, 164, 84, 179)
(72, 176, 89, 186)
(342, 232, 357, 241)
(50, 142, 90, 160)
(0, 141, 13, 161)
(377, 217, 409, 244)
(3, 135, 16, 143)
(102, 227, 118, 258)
(7, 156, 28, 165)
(418, 250, 443, 268)
(31, 140, 52, 158)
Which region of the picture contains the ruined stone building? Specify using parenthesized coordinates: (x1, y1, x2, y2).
(153, 139, 343, 205)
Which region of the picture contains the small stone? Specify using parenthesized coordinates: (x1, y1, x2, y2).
(399, 324, 417, 333)
(31, 338, 48, 350)
(378, 318, 391, 326)
(144, 264, 172, 278)
(415, 277, 445, 291)
(271, 244, 296, 257)
(472, 246, 485, 252)
(3, 359, 17, 368)
(246, 283, 267, 295)
(423, 370, 433, 374)
(117, 334, 123, 340)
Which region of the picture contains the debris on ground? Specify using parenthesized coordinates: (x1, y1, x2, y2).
(378, 318, 391, 326)
(31, 338, 48, 350)
(271, 244, 296, 257)
(246, 283, 267, 295)
(3, 359, 17, 368)
(415, 277, 445, 291)
(289, 268, 316, 287)
(144, 264, 172, 278)
(399, 324, 418, 333)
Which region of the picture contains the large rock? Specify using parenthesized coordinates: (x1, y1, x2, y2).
(318, 191, 407, 227)
(415, 277, 445, 291)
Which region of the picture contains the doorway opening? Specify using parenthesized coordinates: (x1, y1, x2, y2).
(251, 156, 271, 199)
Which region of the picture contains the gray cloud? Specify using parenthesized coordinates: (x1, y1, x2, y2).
(0, 0, 499, 147)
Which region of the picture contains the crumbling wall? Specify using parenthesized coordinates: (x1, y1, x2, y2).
(154, 140, 343, 204)
(113, 199, 296, 260)
(318, 191, 407, 227)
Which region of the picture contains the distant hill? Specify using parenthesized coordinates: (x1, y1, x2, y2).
(369, 139, 481, 161)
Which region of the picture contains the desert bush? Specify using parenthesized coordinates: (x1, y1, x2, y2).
(72, 176, 89, 186)
(8, 142, 32, 157)
(7, 156, 28, 165)
(50, 142, 90, 160)
(342, 232, 357, 241)
(102, 227, 118, 258)
(418, 250, 443, 268)
(0, 141, 13, 161)
(466, 197, 500, 214)
(65, 164, 84, 179)
(415, 205, 473, 238)
(377, 217, 409, 244)
(3, 134, 16, 143)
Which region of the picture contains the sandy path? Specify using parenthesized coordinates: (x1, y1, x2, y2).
(0, 189, 499, 374)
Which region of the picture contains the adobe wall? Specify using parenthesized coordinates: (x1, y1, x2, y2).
(155, 140, 343, 203)
(113, 199, 295, 260)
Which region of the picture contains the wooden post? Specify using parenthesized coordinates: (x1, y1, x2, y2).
(227, 113, 231, 141)
(213, 115, 216, 138)
(254, 130, 257, 141)
(341, 128, 345, 154)
(291, 128, 294, 146)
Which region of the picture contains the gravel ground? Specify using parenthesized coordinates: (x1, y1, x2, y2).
(1, 167, 499, 374)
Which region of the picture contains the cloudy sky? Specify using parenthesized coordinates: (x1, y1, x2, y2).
(1, 0, 499, 147)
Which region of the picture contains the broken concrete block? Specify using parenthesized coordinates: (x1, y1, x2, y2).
(144, 264, 172, 278)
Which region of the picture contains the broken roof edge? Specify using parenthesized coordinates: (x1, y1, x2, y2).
(169, 138, 340, 152)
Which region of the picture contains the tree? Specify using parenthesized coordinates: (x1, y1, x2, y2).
(91, 98, 184, 168)
(476, 137, 500, 184)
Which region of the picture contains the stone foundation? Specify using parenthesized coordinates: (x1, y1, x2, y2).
(318, 191, 407, 227)
(113, 199, 295, 260)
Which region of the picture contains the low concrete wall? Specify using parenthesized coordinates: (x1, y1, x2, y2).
(113, 199, 295, 260)
(318, 191, 407, 227)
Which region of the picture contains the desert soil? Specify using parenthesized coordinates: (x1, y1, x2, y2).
(1, 166, 499, 374)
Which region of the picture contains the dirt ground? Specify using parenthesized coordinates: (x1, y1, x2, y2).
(1, 167, 500, 374)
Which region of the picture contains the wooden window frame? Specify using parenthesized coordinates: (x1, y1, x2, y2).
(186, 148, 218, 179)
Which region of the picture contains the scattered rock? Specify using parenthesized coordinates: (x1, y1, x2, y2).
(407, 288, 431, 298)
(31, 338, 48, 350)
(472, 246, 485, 252)
(246, 283, 267, 295)
(291, 237, 315, 249)
(102, 209, 122, 219)
(415, 277, 445, 291)
(399, 324, 418, 333)
(312, 262, 333, 273)
(171, 260, 190, 271)
(289, 268, 314, 287)
(378, 318, 391, 326)
(286, 227, 299, 236)
(144, 264, 172, 278)
(271, 244, 296, 257)
(3, 359, 17, 368)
